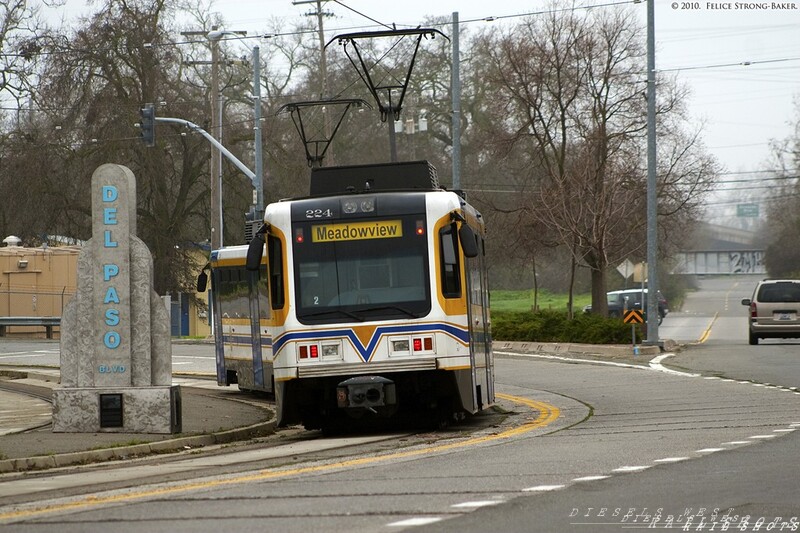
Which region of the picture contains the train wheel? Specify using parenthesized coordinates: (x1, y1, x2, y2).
(431, 398, 456, 430)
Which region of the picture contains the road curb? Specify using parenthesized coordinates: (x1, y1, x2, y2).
(493, 341, 664, 357)
(0, 418, 277, 474)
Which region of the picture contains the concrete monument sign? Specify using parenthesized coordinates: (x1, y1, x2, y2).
(53, 164, 181, 433)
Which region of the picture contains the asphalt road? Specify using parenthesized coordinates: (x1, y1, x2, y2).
(0, 340, 217, 374)
(669, 275, 800, 388)
(1, 274, 799, 532)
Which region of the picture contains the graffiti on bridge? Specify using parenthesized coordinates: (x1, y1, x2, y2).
(730, 251, 764, 274)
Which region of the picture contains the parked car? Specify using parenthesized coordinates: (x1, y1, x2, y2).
(741, 279, 800, 345)
(584, 288, 668, 325)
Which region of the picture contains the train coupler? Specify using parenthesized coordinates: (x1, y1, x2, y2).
(336, 375, 397, 411)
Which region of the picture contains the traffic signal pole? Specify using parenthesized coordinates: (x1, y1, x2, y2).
(138, 108, 256, 184)
(152, 117, 257, 185)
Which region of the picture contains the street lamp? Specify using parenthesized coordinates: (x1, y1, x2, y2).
(183, 28, 263, 248)
(207, 29, 247, 250)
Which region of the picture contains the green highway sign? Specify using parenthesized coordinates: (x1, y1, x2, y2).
(737, 203, 759, 217)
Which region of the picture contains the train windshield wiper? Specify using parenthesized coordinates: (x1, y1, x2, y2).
(298, 309, 365, 321)
(354, 305, 417, 318)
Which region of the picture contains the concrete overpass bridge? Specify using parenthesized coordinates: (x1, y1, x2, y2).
(674, 223, 765, 275)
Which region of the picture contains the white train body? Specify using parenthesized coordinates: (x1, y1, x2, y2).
(208, 161, 493, 429)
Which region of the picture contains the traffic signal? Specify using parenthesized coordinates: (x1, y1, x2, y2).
(139, 103, 155, 147)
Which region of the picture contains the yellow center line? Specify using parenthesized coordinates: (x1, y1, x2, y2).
(696, 312, 719, 344)
(1, 394, 559, 522)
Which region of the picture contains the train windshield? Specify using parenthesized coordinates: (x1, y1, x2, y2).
(293, 216, 431, 324)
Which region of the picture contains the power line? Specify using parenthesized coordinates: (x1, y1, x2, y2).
(0, 0, 640, 61)
(659, 56, 800, 73)
(718, 175, 798, 183)
(331, 0, 393, 31)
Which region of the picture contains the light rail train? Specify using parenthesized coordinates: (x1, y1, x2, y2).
(199, 161, 493, 430)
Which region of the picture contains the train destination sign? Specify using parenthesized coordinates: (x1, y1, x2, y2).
(312, 220, 403, 242)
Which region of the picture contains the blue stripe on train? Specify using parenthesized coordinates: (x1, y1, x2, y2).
(272, 323, 470, 363)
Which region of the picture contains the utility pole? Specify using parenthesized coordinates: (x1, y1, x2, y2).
(645, 0, 660, 346)
(253, 46, 264, 217)
(451, 12, 462, 191)
(210, 35, 221, 250)
(294, 0, 333, 162)
(183, 28, 246, 251)
(294, 0, 331, 97)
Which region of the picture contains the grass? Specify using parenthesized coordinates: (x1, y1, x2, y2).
(491, 289, 592, 313)
(489, 289, 647, 344)
(89, 439, 151, 451)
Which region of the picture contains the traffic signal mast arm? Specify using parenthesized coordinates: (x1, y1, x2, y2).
(154, 116, 257, 187)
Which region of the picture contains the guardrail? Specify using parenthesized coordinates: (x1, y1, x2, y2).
(0, 317, 61, 339)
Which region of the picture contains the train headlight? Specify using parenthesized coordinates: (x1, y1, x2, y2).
(392, 339, 410, 352)
(341, 197, 376, 214)
(360, 198, 375, 212)
(321, 343, 340, 357)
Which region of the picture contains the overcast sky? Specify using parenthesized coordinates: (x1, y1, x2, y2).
(54, 0, 800, 219)
(227, 1, 800, 171)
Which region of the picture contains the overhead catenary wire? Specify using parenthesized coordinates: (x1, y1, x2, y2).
(0, 0, 659, 61)
(2, 0, 796, 86)
(0, 0, 795, 106)
(2, 0, 798, 176)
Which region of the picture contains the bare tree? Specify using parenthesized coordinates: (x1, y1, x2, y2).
(14, 0, 214, 295)
(474, 5, 718, 316)
(0, 1, 45, 107)
(1, 0, 720, 304)
(763, 103, 800, 277)
(0, 1, 51, 239)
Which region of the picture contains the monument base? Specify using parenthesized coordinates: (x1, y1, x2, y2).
(52, 385, 182, 434)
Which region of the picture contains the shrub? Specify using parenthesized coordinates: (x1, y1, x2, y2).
(492, 309, 641, 344)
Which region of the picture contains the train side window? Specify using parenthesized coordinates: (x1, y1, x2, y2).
(256, 265, 270, 318)
(439, 223, 461, 298)
(268, 235, 285, 309)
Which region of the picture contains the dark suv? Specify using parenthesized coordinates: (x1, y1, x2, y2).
(607, 289, 668, 324)
(741, 279, 800, 345)
(584, 288, 668, 324)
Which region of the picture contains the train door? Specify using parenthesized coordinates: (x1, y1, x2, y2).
(209, 260, 272, 392)
(208, 267, 226, 385)
(247, 268, 265, 389)
(464, 230, 492, 411)
(478, 237, 494, 404)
